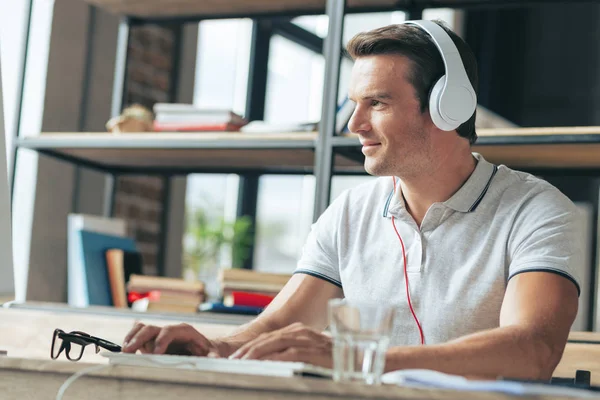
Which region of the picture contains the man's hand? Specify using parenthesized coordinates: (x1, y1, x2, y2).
(122, 322, 227, 356)
(229, 323, 333, 368)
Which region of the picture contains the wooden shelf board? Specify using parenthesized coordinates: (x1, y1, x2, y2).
(335, 127, 600, 169)
(19, 132, 318, 149)
(81, 0, 409, 19)
(475, 143, 600, 169)
(80, 0, 548, 19)
(17, 132, 363, 173)
(17, 127, 600, 173)
(337, 127, 600, 143)
(478, 126, 600, 137)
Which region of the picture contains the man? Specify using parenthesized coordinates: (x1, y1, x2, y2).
(123, 20, 580, 380)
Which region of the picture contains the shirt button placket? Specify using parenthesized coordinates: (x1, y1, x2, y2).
(408, 230, 423, 273)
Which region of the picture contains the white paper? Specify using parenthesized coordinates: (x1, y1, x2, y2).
(381, 369, 598, 398)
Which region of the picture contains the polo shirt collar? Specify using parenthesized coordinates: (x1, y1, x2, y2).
(383, 153, 498, 218)
(444, 153, 498, 212)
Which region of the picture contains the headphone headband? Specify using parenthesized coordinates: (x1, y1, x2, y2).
(403, 20, 477, 131)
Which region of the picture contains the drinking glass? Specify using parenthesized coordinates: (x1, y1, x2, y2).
(328, 299, 395, 385)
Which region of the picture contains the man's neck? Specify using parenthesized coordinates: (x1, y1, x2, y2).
(399, 147, 476, 227)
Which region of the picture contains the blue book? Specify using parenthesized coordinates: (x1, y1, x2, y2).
(78, 230, 136, 306)
(336, 96, 355, 134)
(199, 302, 263, 316)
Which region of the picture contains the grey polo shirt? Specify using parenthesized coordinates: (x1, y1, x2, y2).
(295, 153, 582, 346)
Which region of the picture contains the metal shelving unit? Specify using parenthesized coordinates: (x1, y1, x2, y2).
(18, 0, 600, 218)
(12, 0, 600, 328)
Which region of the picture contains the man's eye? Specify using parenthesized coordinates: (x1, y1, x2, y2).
(371, 100, 382, 107)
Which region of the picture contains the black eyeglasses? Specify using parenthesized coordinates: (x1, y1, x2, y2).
(51, 329, 122, 361)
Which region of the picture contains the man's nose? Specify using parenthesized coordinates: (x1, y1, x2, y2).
(347, 106, 370, 134)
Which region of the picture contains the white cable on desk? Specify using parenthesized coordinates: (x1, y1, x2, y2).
(56, 364, 109, 400)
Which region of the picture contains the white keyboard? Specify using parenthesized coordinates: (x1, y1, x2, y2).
(102, 352, 332, 379)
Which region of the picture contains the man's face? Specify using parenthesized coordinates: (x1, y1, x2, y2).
(347, 54, 434, 177)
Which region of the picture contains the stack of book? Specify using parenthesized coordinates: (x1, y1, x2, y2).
(127, 274, 206, 314)
(220, 269, 290, 299)
(152, 103, 247, 132)
(225, 269, 291, 306)
(200, 269, 291, 316)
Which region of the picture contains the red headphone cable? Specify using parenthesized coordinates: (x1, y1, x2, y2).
(391, 177, 425, 345)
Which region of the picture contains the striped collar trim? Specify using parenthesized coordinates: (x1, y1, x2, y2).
(444, 154, 498, 213)
(382, 188, 395, 218)
(382, 154, 498, 217)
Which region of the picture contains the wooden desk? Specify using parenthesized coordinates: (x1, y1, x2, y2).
(0, 307, 238, 362)
(554, 343, 600, 385)
(2, 307, 598, 393)
(0, 357, 575, 400)
(569, 331, 600, 344)
(5, 301, 254, 326)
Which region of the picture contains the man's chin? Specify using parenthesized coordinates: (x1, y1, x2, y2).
(364, 160, 387, 177)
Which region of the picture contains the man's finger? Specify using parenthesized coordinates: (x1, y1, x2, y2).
(242, 336, 316, 360)
(153, 324, 213, 356)
(122, 325, 159, 353)
(206, 350, 220, 358)
(140, 340, 155, 354)
(262, 348, 302, 362)
(123, 321, 145, 346)
(181, 323, 214, 352)
(229, 333, 274, 359)
(280, 324, 322, 340)
(152, 326, 179, 354)
(230, 324, 324, 360)
(175, 323, 214, 356)
(280, 322, 305, 333)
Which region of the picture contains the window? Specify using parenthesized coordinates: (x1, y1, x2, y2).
(184, 173, 240, 299)
(253, 175, 315, 274)
(186, 19, 251, 296)
(265, 35, 324, 124)
(1, 0, 55, 301)
(292, 15, 328, 38)
(194, 19, 252, 114)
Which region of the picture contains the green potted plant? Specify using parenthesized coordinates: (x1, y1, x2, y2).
(183, 207, 253, 280)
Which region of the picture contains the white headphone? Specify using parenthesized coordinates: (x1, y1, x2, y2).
(403, 20, 477, 131)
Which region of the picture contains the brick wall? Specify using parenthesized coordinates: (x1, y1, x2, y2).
(125, 24, 176, 107)
(113, 24, 179, 275)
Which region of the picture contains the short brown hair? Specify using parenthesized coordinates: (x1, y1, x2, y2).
(346, 20, 478, 144)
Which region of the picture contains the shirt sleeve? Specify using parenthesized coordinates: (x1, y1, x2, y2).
(507, 186, 583, 296)
(293, 192, 346, 289)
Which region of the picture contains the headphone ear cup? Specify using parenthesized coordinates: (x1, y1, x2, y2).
(428, 75, 457, 131)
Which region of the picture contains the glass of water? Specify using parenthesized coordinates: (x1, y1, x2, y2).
(328, 299, 395, 385)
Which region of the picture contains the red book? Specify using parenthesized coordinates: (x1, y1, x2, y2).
(128, 290, 160, 303)
(223, 291, 275, 308)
